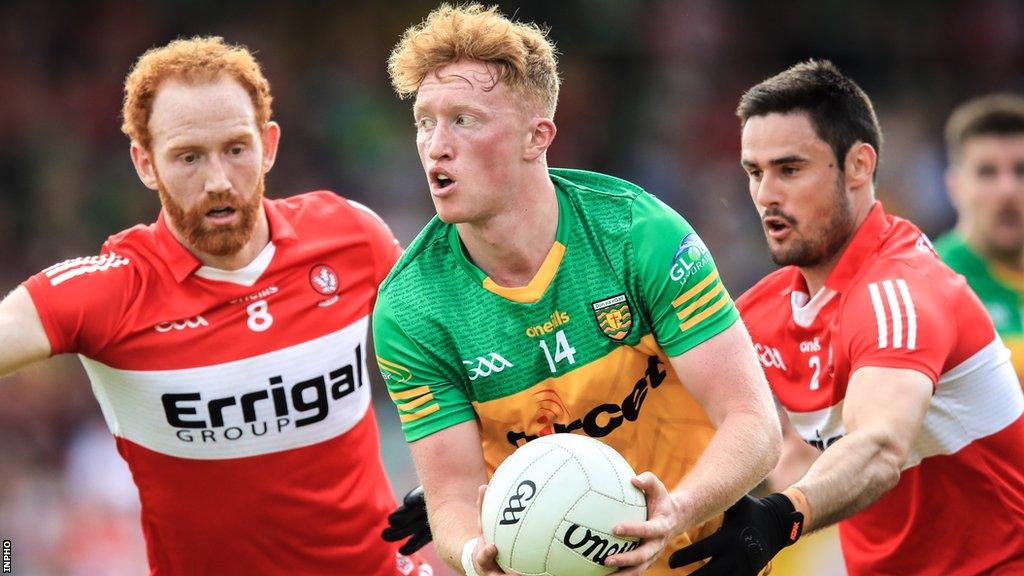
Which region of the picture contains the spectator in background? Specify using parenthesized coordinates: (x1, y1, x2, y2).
(935, 94, 1024, 384)
(0, 36, 428, 576)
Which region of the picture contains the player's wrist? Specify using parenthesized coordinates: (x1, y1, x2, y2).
(780, 486, 812, 530)
(764, 491, 805, 547)
(461, 537, 480, 576)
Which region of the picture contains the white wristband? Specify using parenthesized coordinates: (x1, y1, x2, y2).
(461, 538, 480, 576)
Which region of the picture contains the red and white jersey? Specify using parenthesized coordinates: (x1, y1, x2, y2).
(24, 192, 428, 576)
(739, 203, 1024, 576)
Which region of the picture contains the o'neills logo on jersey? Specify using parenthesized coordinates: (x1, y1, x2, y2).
(525, 311, 570, 338)
(310, 264, 340, 307)
(161, 344, 365, 443)
(506, 355, 666, 446)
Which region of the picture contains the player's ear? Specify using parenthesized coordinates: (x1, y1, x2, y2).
(523, 117, 556, 162)
(844, 141, 876, 190)
(261, 121, 281, 173)
(130, 141, 160, 191)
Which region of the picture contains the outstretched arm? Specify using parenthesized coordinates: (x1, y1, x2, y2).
(669, 366, 932, 575)
(0, 286, 51, 377)
(791, 366, 932, 530)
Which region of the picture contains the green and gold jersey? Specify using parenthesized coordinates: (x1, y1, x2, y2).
(373, 168, 738, 573)
(935, 231, 1024, 384)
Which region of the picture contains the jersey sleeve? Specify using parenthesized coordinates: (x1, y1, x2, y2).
(348, 199, 403, 286)
(631, 193, 740, 357)
(372, 290, 477, 442)
(839, 266, 956, 384)
(22, 249, 138, 357)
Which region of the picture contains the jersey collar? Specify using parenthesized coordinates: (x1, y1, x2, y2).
(448, 179, 570, 304)
(823, 201, 890, 293)
(155, 197, 297, 283)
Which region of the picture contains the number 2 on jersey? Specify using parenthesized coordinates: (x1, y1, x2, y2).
(808, 355, 821, 390)
(539, 329, 577, 373)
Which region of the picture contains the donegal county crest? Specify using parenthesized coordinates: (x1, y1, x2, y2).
(592, 294, 633, 341)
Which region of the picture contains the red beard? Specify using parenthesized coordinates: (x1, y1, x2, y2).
(158, 179, 264, 257)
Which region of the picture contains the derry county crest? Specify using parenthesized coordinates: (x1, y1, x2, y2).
(592, 293, 633, 341)
(309, 264, 340, 307)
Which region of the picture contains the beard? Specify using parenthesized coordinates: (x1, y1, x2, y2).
(767, 178, 856, 268)
(158, 178, 264, 257)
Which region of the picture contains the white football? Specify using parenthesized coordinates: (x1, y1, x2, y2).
(480, 433, 647, 576)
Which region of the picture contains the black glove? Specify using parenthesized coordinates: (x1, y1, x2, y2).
(668, 494, 804, 576)
(382, 485, 433, 555)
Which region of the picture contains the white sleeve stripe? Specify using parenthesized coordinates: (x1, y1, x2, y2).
(882, 279, 903, 349)
(49, 256, 130, 286)
(868, 282, 888, 349)
(896, 279, 917, 350)
(44, 253, 119, 277)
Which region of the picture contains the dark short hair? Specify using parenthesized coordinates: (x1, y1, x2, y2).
(945, 93, 1024, 165)
(737, 59, 882, 178)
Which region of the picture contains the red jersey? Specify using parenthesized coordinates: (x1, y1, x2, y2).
(24, 192, 430, 576)
(738, 203, 1024, 576)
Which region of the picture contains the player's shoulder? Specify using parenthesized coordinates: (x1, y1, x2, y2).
(858, 219, 950, 286)
(737, 267, 796, 314)
(549, 167, 647, 200)
(34, 223, 150, 295)
(269, 190, 357, 224)
(271, 190, 395, 242)
(550, 167, 687, 241)
(378, 216, 449, 295)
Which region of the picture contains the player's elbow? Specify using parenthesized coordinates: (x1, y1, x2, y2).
(867, 429, 908, 492)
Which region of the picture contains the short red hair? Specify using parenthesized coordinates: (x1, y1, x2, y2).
(121, 36, 273, 150)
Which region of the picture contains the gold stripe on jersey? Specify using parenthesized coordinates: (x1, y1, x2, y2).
(482, 241, 566, 304)
(471, 334, 721, 576)
(397, 392, 436, 411)
(388, 384, 431, 401)
(671, 268, 730, 333)
(378, 356, 414, 385)
(676, 282, 724, 320)
(399, 403, 441, 423)
(389, 384, 442, 423)
(680, 293, 730, 332)
(672, 268, 720, 308)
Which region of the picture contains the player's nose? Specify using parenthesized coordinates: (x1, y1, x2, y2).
(753, 173, 784, 208)
(426, 123, 454, 161)
(203, 154, 233, 193)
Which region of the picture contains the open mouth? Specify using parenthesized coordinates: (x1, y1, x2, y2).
(763, 216, 793, 237)
(430, 168, 455, 191)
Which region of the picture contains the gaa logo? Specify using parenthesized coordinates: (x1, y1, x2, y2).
(310, 264, 339, 296)
(499, 480, 536, 525)
(463, 353, 514, 381)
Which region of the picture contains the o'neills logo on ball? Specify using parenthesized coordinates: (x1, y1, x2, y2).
(559, 523, 640, 565)
(310, 264, 340, 307)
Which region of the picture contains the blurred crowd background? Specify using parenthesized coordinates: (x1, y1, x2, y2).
(0, 0, 1021, 574)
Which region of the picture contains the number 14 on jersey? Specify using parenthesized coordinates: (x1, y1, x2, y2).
(539, 329, 577, 373)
